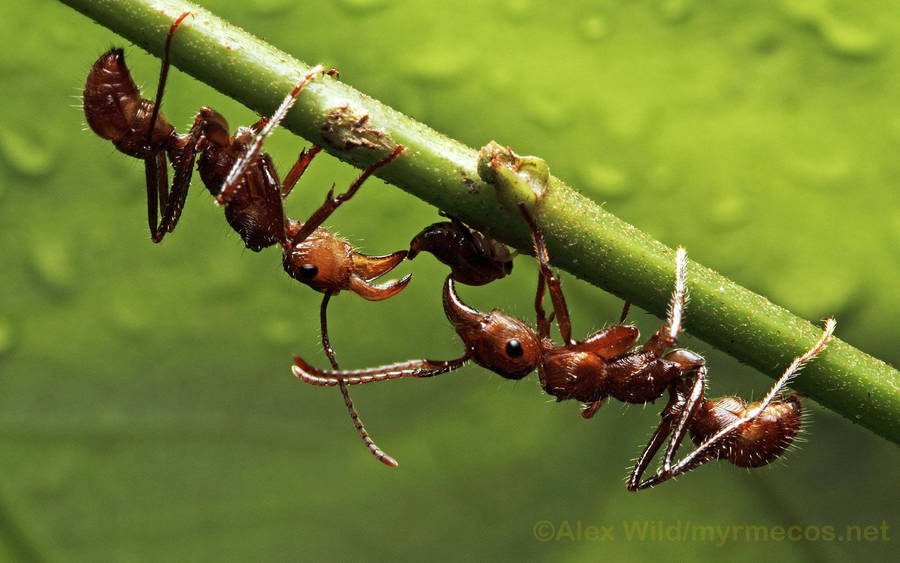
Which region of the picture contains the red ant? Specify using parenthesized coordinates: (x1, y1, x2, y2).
(408, 218, 515, 286)
(292, 204, 835, 489)
(220, 114, 410, 468)
(84, 12, 200, 243)
(83, 11, 321, 250)
(83, 12, 409, 294)
(84, 11, 411, 467)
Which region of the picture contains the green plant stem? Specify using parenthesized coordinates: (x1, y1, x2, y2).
(60, 0, 899, 444)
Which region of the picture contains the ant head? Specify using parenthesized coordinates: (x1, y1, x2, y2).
(283, 222, 410, 301)
(283, 223, 351, 294)
(442, 277, 541, 379)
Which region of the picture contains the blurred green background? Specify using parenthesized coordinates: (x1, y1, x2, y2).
(1, 0, 897, 561)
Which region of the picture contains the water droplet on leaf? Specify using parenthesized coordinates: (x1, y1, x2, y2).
(29, 236, 74, 290)
(819, 18, 880, 59)
(709, 193, 748, 228)
(336, 0, 389, 15)
(767, 263, 858, 317)
(250, 0, 295, 16)
(581, 163, 630, 198)
(505, 0, 536, 20)
(660, 0, 693, 24)
(109, 295, 150, 333)
(780, 0, 880, 59)
(524, 94, 572, 131)
(263, 318, 295, 345)
(404, 47, 471, 85)
(0, 127, 55, 178)
(787, 154, 853, 185)
(579, 16, 609, 41)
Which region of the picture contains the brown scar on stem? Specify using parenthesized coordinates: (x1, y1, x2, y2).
(319, 103, 394, 151)
(461, 176, 479, 194)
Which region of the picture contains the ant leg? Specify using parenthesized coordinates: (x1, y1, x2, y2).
(628, 395, 679, 490)
(618, 301, 631, 324)
(145, 151, 166, 241)
(248, 117, 269, 135)
(154, 113, 207, 239)
(518, 203, 574, 345)
(146, 11, 191, 147)
(581, 399, 605, 419)
(218, 65, 327, 204)
(281, 145, 323, 199)
(623, 248, 706, 490)
(145, 11, 193, 242)
(627, 360, 707, 491)
(292, 352, 471, 386)
(534, 272, 552, 340)
(634, 320, 835, 490)
(320, 291, 399, 468)
(288, 146, 405, 246)
(641, 248, 688, 356)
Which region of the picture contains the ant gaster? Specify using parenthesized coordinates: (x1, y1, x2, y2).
(408, 218, 515, 286)
(292, 204, 835, 489)
(82, 12, 194, 243)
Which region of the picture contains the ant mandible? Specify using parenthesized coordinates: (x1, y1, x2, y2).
(291, 203, 835, 489)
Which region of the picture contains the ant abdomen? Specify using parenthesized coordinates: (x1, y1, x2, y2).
(83, 49, 175, 158)
(408, 220, 514, 286)
(690, 394, 803, 468)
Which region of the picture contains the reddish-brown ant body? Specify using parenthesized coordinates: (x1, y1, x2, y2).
(83, 12, 324, 251)
(84, 12, 411, 467)
(292, 204, 835, 489)
(408, 218, 515, 286)
(84, 13, 410, 295)
(194, 35, 410, 468)
(82, 12, 194, 243)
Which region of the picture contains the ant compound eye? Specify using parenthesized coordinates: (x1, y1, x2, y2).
(299, 264, 318, 279)
(504, 262, 514, 274)
(505, 339, 524, 358)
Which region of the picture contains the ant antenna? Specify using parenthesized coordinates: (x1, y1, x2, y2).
(320, 291, 399, 468)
